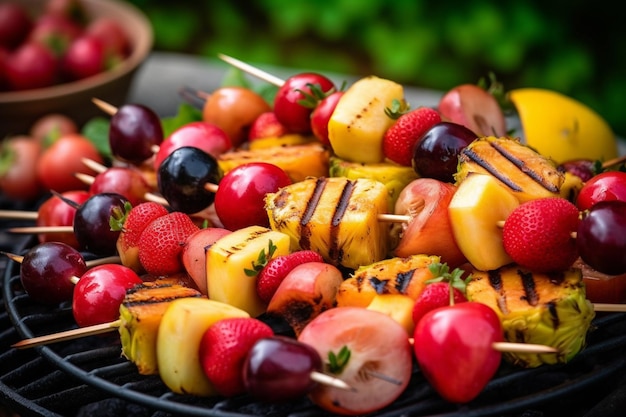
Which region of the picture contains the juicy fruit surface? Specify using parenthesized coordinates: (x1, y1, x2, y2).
(116, 202, 169, 272)
(199, 317, 274, 397)
(503, 197, 580, 272)
(509, 88, 618, 163)
(156, 298, 250, 396)
(256, 250, 324, 304)
(243, 336, 323, 402)
(298, 307, 413, 415)
(413, 302, 503, 403)
(467, 265, 594, 367)
(328, 76, 404, 163)
(206, 226, 291, 317)
(383, 106, 442, 167)
(448, 173, 520, 271)
(265, 177, 390, 270)
(455, 136, 564, 203)
(412, 282, 468, 327)
(138, 212, 200, 276)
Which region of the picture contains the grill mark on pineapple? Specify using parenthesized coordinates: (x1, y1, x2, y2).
(490, 141, 560, 193)
(518, 269, 539, 306)
(328, 179, 355, 265)
(462, 148, 523, 192)
(299, 177, 327, 250)
(487, 270, 509, 314)
(224, 229, 271, 257)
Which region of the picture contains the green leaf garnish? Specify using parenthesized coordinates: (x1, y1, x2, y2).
(81, 116, 112, 160)
(327, 345, 351, 374)
(244, 239, 277, 277)
(425, 262, 471, 295)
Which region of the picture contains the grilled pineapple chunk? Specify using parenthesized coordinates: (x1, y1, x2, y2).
(206, 225, 291, 317)
(328, 76, 404, 163)
(218, 143, 330, 182)
(265, 177, 390, 270)
(467, 265, 595, 368)
(336, 254, 440, 307)
(157, 297, 249, 396)
(118, 279, 202, 375)
(329, 156, 418, 211)
(455, 136, 564, 203)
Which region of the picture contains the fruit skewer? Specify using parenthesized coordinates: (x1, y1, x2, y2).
(218, 53, 285, 87)
(1, 250, 120, 268)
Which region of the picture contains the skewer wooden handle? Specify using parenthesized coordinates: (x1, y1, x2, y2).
(11, 319, 121, 349)
(217, 53, 286, 87)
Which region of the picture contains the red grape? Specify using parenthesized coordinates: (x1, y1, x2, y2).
(243, 336, 322, 402)
(412, 121, 477, 183)
(19, 242, 87, 305)
(109, 104, 164, 164)
(73, 192, 129, 256)
(577, 200, 626, 275)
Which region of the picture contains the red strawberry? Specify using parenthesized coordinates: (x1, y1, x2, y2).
(112, 201, 169, 273)
(199, 317, 274, 397)
(383, 105, 442, 166)
(502, 197, 580, 272)
(411, 263, 468, 326)
(256, 250, 324, 303)
(138, 211, 199, 276)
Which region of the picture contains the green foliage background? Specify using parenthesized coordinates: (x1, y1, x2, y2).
(126, 0, 626, 137)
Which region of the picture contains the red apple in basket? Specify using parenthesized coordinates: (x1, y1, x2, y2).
(393, 178, 466, 268)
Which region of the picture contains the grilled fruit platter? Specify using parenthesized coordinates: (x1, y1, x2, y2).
(2, 54, 626, 417)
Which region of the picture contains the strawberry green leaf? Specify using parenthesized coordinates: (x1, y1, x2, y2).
(383, 98, 410, 120)
(109, 201, 133, 232)
(244, 239, 278, 277)
(425, 262, 471, 294)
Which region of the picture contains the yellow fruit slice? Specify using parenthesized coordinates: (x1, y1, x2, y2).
(508, 88, 618, 163)
(448, 173, 520, 271)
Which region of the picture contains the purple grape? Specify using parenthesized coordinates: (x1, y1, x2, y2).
(558, 159, 597, 182)
(243, 336, 322, 402)
(20, 242, 87, 305)
(73, 192, 129, 256)
(577, 200, 626, 275)
(412, 121, 477, 183)
(109, 103, 163, 163)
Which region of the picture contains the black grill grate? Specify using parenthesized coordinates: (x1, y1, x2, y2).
(2, 228, 626, 416)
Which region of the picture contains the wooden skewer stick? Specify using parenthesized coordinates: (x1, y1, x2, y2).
(74, 172, 170, 207)
(408, 337, 559, 354)
(12, 319, 122, 349)
(82, 157, 107, 174)
(491, 342, 558, 354)
(1, 251, 120, 268)
(0, 210, 39, 220)
(7, 225, 74, 234)
(601, 154, 626, 169)
(310, 372, 353, 391)
(92, 97, 118, 116)
(217, 53, 286, 87)
(9, 318, 353, 391)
